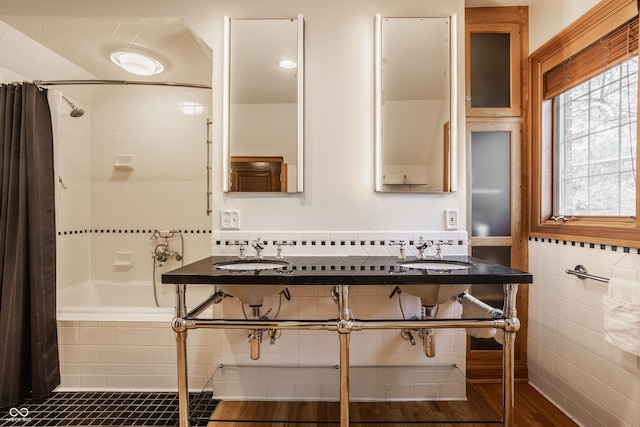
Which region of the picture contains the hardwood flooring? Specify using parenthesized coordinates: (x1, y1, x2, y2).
(205, 382, 576, 426)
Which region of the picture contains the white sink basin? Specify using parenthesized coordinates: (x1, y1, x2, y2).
(399, 284, 470, 306)
(214, 260, 289, 271)
(213, 260, 289, 306)
(396, 260, 471, 306)
(217, 284, 287, 307)
(397, 260, 472, 271)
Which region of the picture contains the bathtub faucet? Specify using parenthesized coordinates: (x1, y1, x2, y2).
(152, 242, 182, 266)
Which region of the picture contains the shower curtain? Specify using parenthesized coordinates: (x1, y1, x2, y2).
(0, 83, 59, 408)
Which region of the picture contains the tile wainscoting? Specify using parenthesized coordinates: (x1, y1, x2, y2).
(528, 237, 640, 427)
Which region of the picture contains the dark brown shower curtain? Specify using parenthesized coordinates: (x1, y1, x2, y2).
(0, 83, 59, 408)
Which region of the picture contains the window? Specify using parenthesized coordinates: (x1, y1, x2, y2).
(554, 57, 637, 217)
(529, 0, 640, 246)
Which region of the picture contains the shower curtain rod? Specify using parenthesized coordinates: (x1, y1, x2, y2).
(33, 79, 211, 90)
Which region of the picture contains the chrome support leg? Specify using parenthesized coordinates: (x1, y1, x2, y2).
(502, 283, 519, 427)
(336, 284, 351, 427)
(174, 284, 190, 427)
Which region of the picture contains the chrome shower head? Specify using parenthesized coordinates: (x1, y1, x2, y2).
(62, 95, 85, 118)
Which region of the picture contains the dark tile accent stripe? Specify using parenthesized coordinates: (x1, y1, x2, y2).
(529, 236, 640, 253)
(58, 229, 212, 236)
(215, 239, 468, 247)
(1, 392, 218, 426)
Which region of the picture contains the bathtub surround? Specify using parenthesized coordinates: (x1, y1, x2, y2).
(0, 83, 60, 408)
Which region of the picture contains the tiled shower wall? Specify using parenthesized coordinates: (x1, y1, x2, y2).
(55, 85, 215, 391)
(528, 238, 640, 427)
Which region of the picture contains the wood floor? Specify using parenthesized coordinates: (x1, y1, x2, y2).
(206, 382, 577, 426)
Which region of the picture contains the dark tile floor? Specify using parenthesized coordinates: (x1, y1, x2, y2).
(1, 392, 218, 426)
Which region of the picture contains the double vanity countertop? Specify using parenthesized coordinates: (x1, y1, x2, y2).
(162, 255, 533, 286)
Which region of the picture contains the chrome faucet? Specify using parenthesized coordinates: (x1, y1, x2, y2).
(389, 240, 407, 259)
(228, 240, 248, 259)
(252, 237, 265, 259)
(274, 241, 294, 260)
(432, 240, 455, 260)
(415, 237, 432, 259)
(152, 241, 182, 266)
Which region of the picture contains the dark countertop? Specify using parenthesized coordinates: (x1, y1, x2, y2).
(162, 255, 532, 286)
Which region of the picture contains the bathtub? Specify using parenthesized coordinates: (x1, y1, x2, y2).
(57, 280, 214, 322)
(56, 280, 218, 391)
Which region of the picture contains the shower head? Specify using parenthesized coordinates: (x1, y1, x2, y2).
(61, 95, 85, 118)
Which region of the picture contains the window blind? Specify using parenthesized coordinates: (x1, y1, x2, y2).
(543, 16, 639, 100)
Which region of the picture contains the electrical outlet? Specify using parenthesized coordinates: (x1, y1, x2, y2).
(445, 209, 458, 230)
(221, 209, 241, 230)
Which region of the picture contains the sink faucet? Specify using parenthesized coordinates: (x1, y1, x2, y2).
(415, 237, 432, 259)
(252, 237, 265, 259)
(274, 241, 294, 260)
(389, 240, 406, 259)
(228, 240, 248, 259)
(433, 240, 454, 260)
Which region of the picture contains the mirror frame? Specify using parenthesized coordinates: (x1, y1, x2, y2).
(222, 15, 305, 193)
(374, 13, 458, 193)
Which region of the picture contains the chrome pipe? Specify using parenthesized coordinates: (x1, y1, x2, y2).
(187, 319, 339, 331)
(174, 284, 190, 427)
(205, 119, 212, 216)
(180, 317, 504, 331)
(249, 330, 262, 360)
(34, 79, 211, 89)
(502, 283, 519, 427)
(186, 292, 218, 318)
(337, 284, 351, 427)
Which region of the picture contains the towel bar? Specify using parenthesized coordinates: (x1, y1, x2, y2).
(565, 265, 610, 283)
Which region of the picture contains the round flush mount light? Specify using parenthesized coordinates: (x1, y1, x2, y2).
(277, 58, 297, 69)
(110, 50, 164, 76)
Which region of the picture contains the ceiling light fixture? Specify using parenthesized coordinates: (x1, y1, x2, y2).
(110, 50, 164, 76)
(277, 58, 297, 69)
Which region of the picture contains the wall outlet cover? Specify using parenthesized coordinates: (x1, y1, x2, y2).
(221, 209, 241, 230)
(445, 209, 458, 230)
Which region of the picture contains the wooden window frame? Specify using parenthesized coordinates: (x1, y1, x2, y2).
(529, 0, 640, 247)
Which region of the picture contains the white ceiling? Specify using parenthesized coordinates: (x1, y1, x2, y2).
(0, 15, 212, 86)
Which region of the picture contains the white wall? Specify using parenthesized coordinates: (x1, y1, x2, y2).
(3, 0, 467, 233)
(529, 0, 601, 52)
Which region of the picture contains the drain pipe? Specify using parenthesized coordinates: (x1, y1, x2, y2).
(421, 305, 438, 358)
(248, 307, 263, 360)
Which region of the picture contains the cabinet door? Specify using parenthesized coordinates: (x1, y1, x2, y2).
(465, 23, 521, 117)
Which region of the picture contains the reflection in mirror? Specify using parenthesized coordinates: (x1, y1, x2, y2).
(223, 16, 304, 193)
(375, 14, 457, 193)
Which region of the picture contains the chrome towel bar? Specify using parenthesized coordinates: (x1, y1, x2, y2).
(566, 265, 610, 283)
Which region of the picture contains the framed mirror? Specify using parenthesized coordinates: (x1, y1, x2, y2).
(375, 14, 457, 193)
(223, 16, 304, 193)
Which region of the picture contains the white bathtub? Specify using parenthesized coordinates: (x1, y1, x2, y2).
(57, 280, 214, 322)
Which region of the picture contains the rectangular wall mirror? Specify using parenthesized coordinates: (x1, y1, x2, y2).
(223, 16, 304, 193)
(375, 14, 457, 193)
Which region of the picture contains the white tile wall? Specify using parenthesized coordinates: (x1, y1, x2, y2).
(57, 320, 217, 391)
(528, 239, 640, 426)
